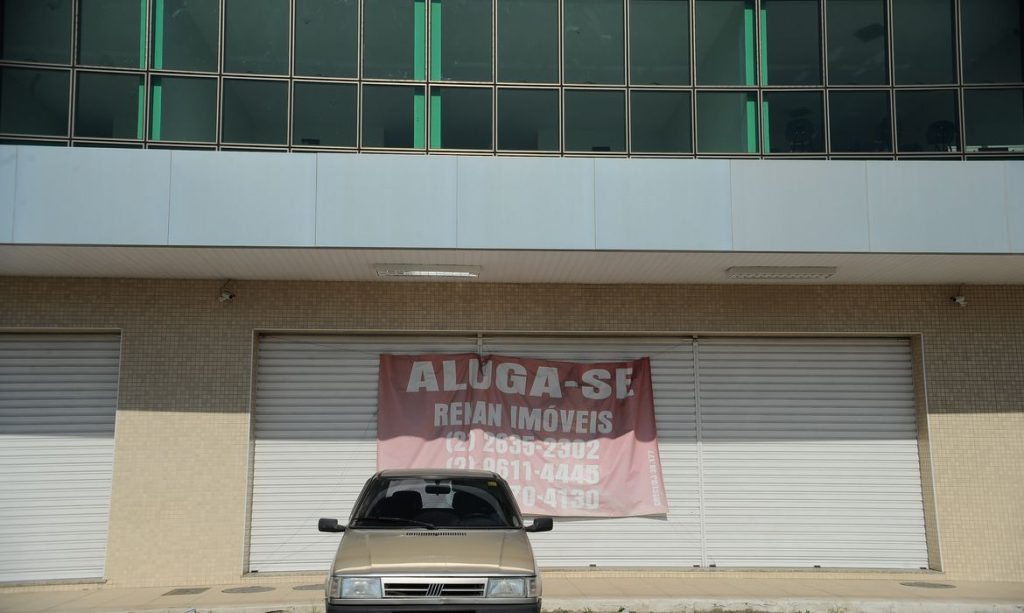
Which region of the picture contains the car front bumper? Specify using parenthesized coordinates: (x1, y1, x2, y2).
(326, 602, 541, 613)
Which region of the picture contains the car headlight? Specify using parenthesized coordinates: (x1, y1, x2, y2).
(487, 577, 536, 598)
(332, 577, 382, 599)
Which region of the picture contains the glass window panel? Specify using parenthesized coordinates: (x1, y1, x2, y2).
(564, 0, 624, 84)
(151, 76, 216, 142)
(74, 72, 143, 139)
(293, 82, 357, 146)
(962, 0, 1024, 83)
(630, 90, 692, 152)
(296, 0, 358, 77)
(154, 0, 219, 72)
(965, 89, 1024, 153)
(221, 79, 288, 144)
(696, 90, 757, 152)
(892, 0, 954, 84)
(763, 90, 822, 152)
(497, 0, 558, 83)
(224, 0, 289, 74)
(433, 0, 492, 81)
(630, 0, 689, 85)
(364, 0, 425, 79)
(695, 0, 755, 85)
(497, 88, 559, 150)
(826, 0, 887, 85)
(762, 0, 820, 85)
(431, 87, 491, 149)
(828, 90, 891, 152)
(362, 85, 425, 148)
(895, 89, 959, 153)
(0, 68, 69, 136)
(2, 0, 72, 63)
(78, 0, 144, 68)
(564, 90, 625, 151)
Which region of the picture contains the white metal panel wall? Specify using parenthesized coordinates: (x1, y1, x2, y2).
(250, 335, 699, 571)
(696, 338, 928, 568)
(0, 334, 120, 582)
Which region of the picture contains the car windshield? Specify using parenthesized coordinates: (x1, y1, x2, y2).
(350, 475, 521, 529)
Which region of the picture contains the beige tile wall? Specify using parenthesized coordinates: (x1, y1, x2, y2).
(0, 278, 1021, 585)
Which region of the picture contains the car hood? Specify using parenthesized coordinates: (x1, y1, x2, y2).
(331, 529, 537, 575)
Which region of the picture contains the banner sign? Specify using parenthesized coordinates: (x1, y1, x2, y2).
(377, 353, 668, 517)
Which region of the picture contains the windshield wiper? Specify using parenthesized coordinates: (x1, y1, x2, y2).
(353, 516, 437, 530)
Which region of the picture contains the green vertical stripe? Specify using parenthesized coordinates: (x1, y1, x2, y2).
(430, 90, 441, 148)
(154, 0, 165, 69)
(431, 0, 442, 80)
(746, 95, 757, 153)
(743, 3, 754, 86)
(139, 0, 147, 68)
(761, 99, 769, 152)
(414, 89, 425, 148)
(759, 6, 767, 85)
(414, 0, 426, 80)
(152, 79, 163, 141)
(137, 80, 146, 139)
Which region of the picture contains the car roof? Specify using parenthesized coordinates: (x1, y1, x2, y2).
(375, 468, 502, 480)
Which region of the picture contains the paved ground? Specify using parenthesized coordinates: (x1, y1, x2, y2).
(1, 573, 1022, 613)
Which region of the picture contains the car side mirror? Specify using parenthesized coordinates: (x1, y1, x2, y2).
(318, 517, 345, 533)
(525, 517, 553, 532)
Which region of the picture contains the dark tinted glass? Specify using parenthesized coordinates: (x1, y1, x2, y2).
(295, 0, 358, 77)
(363, 85, 424, 148)
(351, 476, 520, 529)
(0, 68, 69, 136)
(75, 72, 142, 138)
(964, 89, 1024, 153)
(696, 91, 757, 152)
(154, 0, 218, 71)
(432, 87, 491, 149)
(828, 90, 891, 152)
(2, 0, 72, 63)
(497, 0, 558, 83)
(78, 0, 143, 68)
(892, 0, 954, 84)
(293, 82, 357, 146)
(433, 0, 492, 81)
(151, 76, 216, 142)
(221, 79, 288, 144)
(224, 0, 289, 74)
(764, 90, 823, 152)
(497, 88, 559, 150)
(631, 90, 692, 152)
(827, 0, 887, 84)
(962, 0, 1024, 83)
(762, 0, 820, 85)
(364, 0, 423, 79)
(564, 0, 624, 84)
(696, 0, 755, 85)
(896, 90, 959, 152)
(630, 0, 689, 85)
(565, 90, 625, 152)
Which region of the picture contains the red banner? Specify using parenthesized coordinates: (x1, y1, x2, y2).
(377, 353, 668, 517)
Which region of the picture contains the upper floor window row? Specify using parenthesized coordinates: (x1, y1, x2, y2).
(3, 0, 1023, 86)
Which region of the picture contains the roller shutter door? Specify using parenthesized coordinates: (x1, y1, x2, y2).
(249, 335, 698, 571)
(0, 334, 120, 583)
(697, 338, 928, 569)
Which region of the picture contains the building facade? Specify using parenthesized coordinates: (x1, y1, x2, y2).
(1, 0, 1023, 589)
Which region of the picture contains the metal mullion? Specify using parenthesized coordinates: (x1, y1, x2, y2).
(491, 0, 497, 154)
(623, 0, 630, 155)
(287, 0, 295, 150)
(216, 0, 225, 149)
(754, 0, 763, 156)
(356, 0, 363, 151)
(689, 0, 698, 155)
(141, 0, 152, 144)
(558, 0, 564, 155)
(953, 0, 966, 158)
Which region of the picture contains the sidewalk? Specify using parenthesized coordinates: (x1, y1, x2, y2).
(1, 572, 1022, 613)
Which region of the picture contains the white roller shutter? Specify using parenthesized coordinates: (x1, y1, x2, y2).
(697, 338, 928, 569)
(249, 335, 699, 571)
(0, 333, 120, 583)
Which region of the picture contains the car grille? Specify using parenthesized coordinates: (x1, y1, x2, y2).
(383, 580, 486, 598)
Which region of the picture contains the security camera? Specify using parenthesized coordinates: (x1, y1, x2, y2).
(218, 289, 236, 303)
(951, 295, 967, 307)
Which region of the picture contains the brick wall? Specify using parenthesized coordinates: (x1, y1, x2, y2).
(0, 278, 1021, 585)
